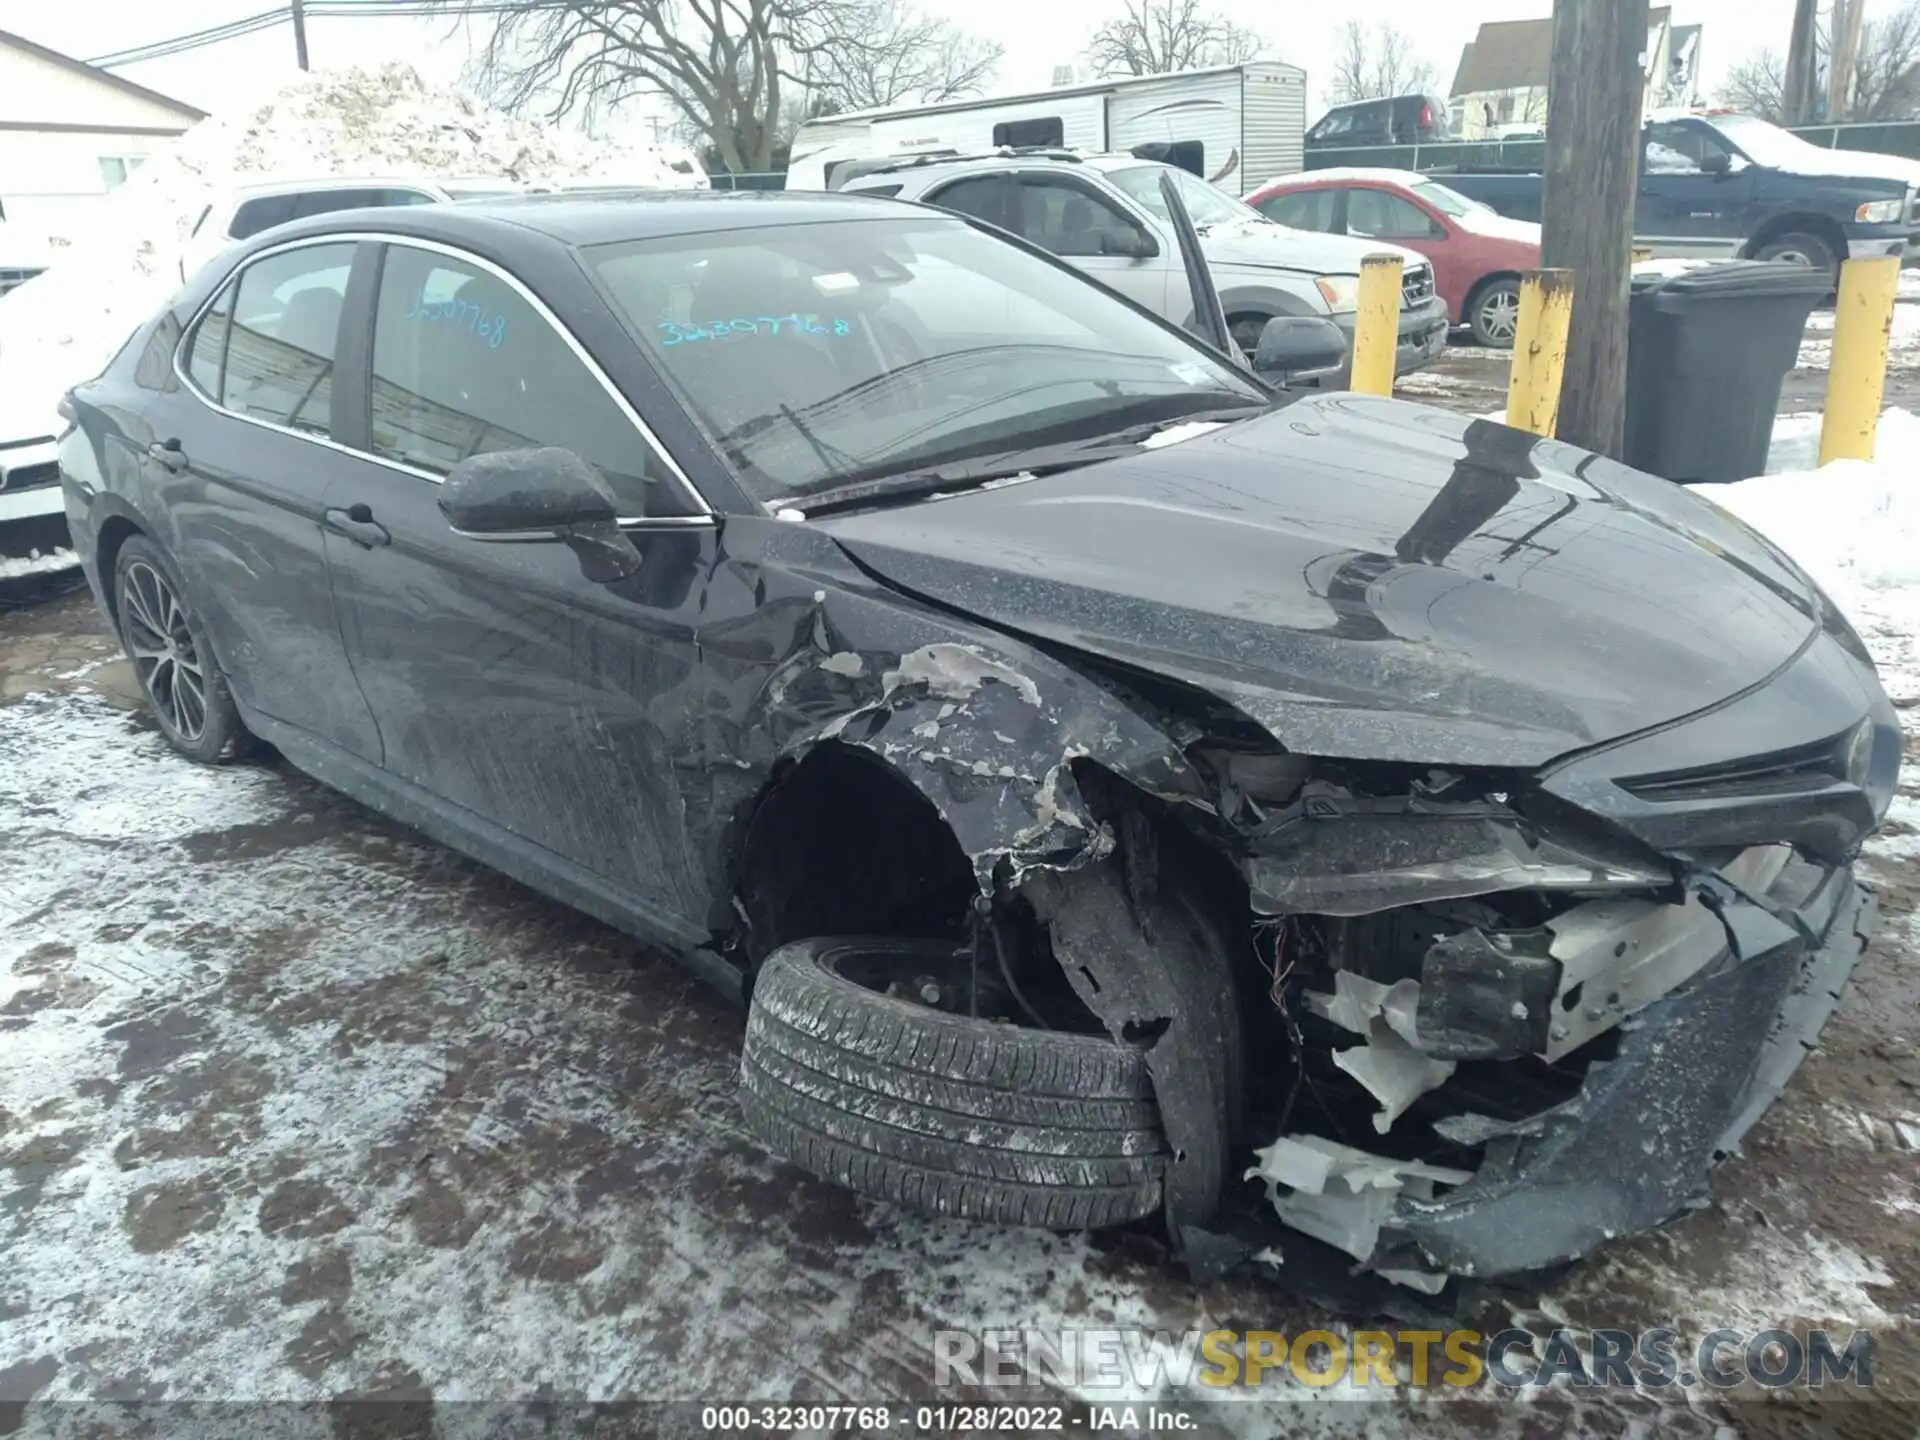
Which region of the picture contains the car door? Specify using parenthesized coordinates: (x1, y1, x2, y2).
(163, 237, 383, 759)
(1638, 120, 1757, 256)
(1344, 185, 1455, 292)
(928, 170, 1172, 316)
(1012, 173, 1172, 315)
(1253, 186, 1344, 235)
(319, 237, 716, 939)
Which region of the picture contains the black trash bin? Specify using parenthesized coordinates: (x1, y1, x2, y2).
(1623, 261, 1830, 483)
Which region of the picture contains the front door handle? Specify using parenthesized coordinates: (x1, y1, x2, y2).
(147, 438, 188, 473)
(324, 503, 391, 548)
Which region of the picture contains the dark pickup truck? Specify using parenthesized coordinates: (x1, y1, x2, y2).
(1441, 112, 1919, 277)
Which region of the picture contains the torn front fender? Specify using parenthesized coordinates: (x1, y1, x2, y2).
(699, 527, 1206, 892)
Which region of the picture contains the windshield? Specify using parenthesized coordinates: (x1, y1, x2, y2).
(591, 217, 1263, 503)
(1105, 164, 1261, 229)
(1410, 180, 1487, 217)
(1705, 115, 1826, 167)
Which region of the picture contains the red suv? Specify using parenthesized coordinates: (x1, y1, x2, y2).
(1244, 169, 1543, 348)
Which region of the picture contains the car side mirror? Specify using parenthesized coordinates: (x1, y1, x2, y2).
(440, 447, 641, 581)
(1102, 229, 1158, 259)
(1700, 151, 1732, 176)
(1253, 315, 1349, 382)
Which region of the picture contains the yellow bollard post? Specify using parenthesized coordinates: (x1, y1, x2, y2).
(1821, 256, 1901, 465)
(1349, 253, 1404, 396)
(1505, 268, 1575, 437)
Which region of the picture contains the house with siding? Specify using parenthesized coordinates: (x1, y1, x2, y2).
(0, 29, 204, 252)
(1450, 9, 1701, 139)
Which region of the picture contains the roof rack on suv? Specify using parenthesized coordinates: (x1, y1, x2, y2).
(849, 146, 1083, 180)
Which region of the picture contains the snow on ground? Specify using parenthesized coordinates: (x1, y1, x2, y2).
(0, 65, 693, 427)
(1798, 294, 1920, 367)
(0, 547, 79, 581)
(1727, 408, 1920, 702)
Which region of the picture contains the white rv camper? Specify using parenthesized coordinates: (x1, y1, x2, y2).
(786, 63, 1308, 195)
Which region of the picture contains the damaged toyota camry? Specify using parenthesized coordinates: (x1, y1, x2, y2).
(58, 189, 1899, 1295)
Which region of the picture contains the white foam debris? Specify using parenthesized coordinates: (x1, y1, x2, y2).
(1244, 1135, 1468, 1291)
(1332, 1021, 1457, 1134)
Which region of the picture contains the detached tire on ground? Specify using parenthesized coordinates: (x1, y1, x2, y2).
(739, 937, 1166, 1229)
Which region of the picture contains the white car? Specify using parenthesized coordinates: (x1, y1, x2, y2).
(840, 153, 1448, 385)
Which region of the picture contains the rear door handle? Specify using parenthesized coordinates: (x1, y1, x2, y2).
(147, 439, 188, 473)
(324, 503, 391, 548)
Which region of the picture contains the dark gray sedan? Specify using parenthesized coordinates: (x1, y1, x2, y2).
(58, 190, 1899, 1295)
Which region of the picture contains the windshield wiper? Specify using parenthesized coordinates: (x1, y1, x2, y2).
(791, 406, 1265, 517)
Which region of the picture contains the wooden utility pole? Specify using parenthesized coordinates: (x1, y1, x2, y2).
(1540, 0, 1645, 459)
(1783, 0, 1821, 123)
(1829, 0, 1867, 121)
(292, 0, 310, 70)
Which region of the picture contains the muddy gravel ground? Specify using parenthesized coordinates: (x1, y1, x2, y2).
(1, 571, 1917, 1436)
(1401, 303, 1920, 422)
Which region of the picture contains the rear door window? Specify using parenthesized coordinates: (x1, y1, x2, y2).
(1347, 188, 1439, 239)
(1256, 187, 1340, 233)
(184, 241, 356, 434)
(227, 194, 300, 239)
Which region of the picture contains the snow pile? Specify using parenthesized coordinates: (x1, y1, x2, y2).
(0, 64, 695, 414)
(1702, 407, 1920, 701)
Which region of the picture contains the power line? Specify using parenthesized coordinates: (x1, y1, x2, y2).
(86, 0, 568, 71)
(88, 8, 293, 68)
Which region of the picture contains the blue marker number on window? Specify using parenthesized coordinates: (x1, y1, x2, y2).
(407, 288, 507, 349)
(655, 314, 853, 347)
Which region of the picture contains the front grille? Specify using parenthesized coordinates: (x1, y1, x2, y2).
(1618, 734, 1850, 802)
(1402, 265, 1435, 308)
(0, 461, 59, 494)
(1909, 194, 1920, 227)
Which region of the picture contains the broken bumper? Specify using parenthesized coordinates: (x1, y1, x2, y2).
(1370, 857, 1874, 1280)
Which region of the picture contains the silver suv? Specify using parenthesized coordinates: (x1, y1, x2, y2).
(842, 152, 1449, 385)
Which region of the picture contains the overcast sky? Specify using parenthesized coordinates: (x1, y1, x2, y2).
(0, 0, 1872, 130)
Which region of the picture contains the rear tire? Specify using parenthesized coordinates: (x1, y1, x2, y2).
(113, 536, 247, 765)
(739, 937, 1166, 1229)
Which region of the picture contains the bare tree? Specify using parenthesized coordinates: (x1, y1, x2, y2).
(444, 0, 996, 173)
(1722, 5, 1920, 126)
(800, 0, 1001, 112)
(1327, 20, 1439, 104)
(1718, 47, 1787, 121)
(1085, 0, 1263, 78)
(1851, 0, 1920, 119)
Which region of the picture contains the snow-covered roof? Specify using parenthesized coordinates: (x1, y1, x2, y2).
(1251, 167, 1427, 190)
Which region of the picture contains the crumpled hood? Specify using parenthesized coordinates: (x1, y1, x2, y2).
(1201, 218, 1427, 277)
(819, 395, 1822, 768)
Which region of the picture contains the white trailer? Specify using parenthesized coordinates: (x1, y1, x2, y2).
(787, 62, 1307, 195)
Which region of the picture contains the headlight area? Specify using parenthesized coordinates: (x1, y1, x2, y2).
(1179, 747, 1877, 1293)
(1313, 274, 1362, 311)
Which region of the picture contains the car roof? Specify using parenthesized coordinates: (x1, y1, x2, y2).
(253, 187, 937, 249)
(1254, 167, 1426, 191)
(847, 153, 1090, 187)
(227, 175, 454, 199)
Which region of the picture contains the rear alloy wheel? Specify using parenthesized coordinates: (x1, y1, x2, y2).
(1469, 278, 1522, 349)
(739, 937, 1167, 1229)
(114, 536, 247, 764)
